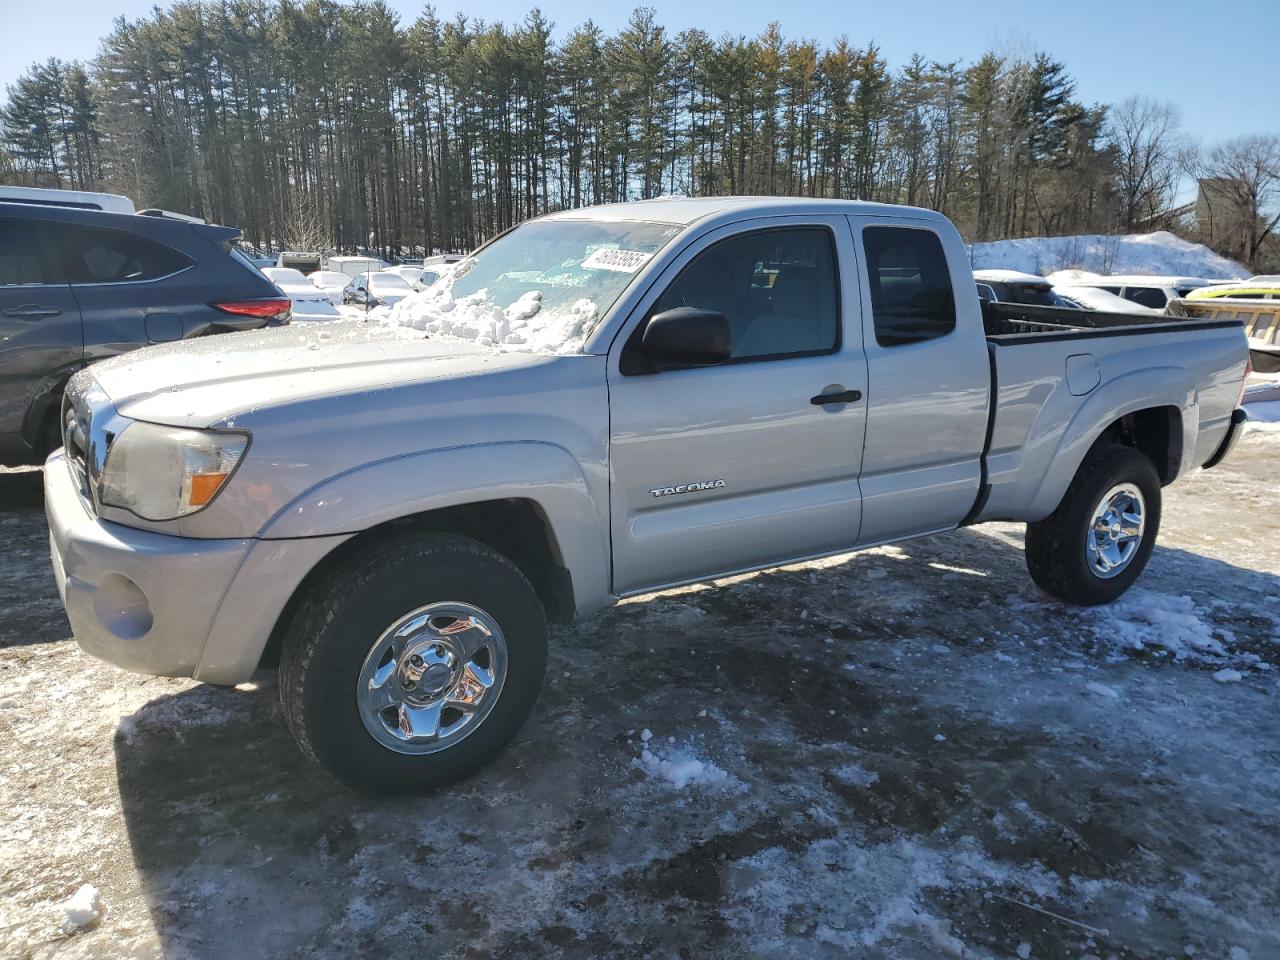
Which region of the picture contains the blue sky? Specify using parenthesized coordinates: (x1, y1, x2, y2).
(2, 0, 1276, 147)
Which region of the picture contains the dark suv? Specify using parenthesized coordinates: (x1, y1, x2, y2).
(0, 202, 290, 465)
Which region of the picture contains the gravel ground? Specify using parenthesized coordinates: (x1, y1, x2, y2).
(2, 433, 1279, 960)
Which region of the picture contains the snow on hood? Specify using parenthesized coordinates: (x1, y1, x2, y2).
(84, 320, 550, 428)
(383, 281, 599, 355)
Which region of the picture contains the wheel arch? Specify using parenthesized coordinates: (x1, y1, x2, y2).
(257, 495, 579, 671)
(1028, 367, 1195, 519)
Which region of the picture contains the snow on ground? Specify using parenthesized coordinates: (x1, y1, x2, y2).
(2, 437, 1280, 957)
(634, 736, 736, 790)
(1079, 587, 1232, 662)
(59, 883, 105, 934)
(969, 231, 1249, 279)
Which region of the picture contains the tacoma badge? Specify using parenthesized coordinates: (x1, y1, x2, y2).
(649, 479, 726, 498)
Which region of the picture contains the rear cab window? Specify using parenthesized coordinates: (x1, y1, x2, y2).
(862, 226, 956, 346)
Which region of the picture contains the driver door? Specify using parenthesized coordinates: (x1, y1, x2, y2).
(606, 217, 868, 595)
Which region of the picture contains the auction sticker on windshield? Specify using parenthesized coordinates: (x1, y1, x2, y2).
(582, 248, 651, 273)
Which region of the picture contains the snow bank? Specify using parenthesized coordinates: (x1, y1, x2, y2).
(384, 281, 598, 354)
(59, 884, 105, 934)
(1081, 588, 1231, 662)
(969, 231, 1247, 280)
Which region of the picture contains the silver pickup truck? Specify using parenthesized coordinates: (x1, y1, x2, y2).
(45, 197, 1249, 792)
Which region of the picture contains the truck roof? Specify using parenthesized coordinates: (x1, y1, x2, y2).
(539, 196, 950, 227)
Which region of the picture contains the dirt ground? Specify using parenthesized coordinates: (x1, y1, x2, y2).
(2, 433, 1278, 960)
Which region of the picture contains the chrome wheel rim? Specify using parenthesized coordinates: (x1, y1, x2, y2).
(1086, 483, 1145, 579)
(356, 601, 508, 755)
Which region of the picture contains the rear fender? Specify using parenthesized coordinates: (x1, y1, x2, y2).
(1027, 367, 1196, 519)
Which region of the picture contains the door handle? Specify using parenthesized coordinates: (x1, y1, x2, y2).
(810, 389, 862, 405)
(3, 305, 61, 320)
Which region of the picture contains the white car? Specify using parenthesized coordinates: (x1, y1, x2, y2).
(1046, 272, 1221, 310)
(309, 270, 352, 306)
(343, 271, 414, 308)
(261, 267, 341, 322)
(327, 255, 388, 280)
(1054, 285, 1161, 314)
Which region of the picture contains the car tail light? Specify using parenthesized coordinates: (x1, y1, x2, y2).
(212, 298, 292, 321)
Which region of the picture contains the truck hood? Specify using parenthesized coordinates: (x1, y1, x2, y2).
(88, 321, 550, 428)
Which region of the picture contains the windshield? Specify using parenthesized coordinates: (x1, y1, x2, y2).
(370, 273, 412, 292)
(312, 272, 347, 286)
(384, 219, 681, 353)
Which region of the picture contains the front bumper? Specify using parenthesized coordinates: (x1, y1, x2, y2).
(45, 451, 348, 684)
(1202, 408, 1248, 470)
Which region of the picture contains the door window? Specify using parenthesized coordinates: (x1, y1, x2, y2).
(0, 220, 46, 285)
(863, 227, 955, 346)
(647, 227, 839, 362)
(41, 223, 190, 283)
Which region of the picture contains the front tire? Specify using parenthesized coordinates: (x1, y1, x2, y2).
(279, 533, 548, 793)
(1024, 443, 1162, 606)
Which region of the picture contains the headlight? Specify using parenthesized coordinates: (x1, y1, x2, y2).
(99, 422, 249, 521)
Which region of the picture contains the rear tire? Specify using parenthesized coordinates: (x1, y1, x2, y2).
(1025, 443, 1161, 606)
(279, 532, 548, 793)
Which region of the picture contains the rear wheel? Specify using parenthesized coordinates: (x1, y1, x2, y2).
(279, 533, 548, 793)
(1025, 443, 1161, 606)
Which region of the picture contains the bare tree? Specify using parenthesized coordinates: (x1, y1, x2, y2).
(1187, 134, 1280, 269)
(278, 192, 330, 253)
(1108, 96, 1180, 231)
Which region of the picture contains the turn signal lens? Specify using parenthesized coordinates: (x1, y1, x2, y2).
(188, 472, 230, 506)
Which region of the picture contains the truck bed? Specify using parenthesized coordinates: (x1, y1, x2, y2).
(1166, 297, 1280, 372)
(981, 301, 1243, 342)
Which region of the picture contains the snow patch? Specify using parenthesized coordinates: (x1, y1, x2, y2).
(1080, 588, 1232, 662)
(1086, 682, 1121, 699)
(830, 763, 880, 787)
(634, 740, 732, 789)
(1213, 668, 1244, 684)
(59, 883, 105, 934)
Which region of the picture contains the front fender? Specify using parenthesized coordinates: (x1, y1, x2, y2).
(1027, 366, 1196, 519)
(259, 440, 612, 616)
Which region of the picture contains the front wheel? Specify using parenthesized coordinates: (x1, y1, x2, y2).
(1024, 443, 1162, 606)
(279, 533, 548, 793)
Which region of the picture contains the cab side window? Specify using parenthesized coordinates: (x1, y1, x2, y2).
(648, 227, 839, 362)
(0, 220, 46, 285)
(863, 226, 955, 347)
(41, 223, 190, 284)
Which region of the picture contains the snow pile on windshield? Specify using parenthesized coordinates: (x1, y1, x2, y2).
(383, 281, 598, 354)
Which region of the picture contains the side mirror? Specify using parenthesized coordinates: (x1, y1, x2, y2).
(641, 307, 731, 368)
